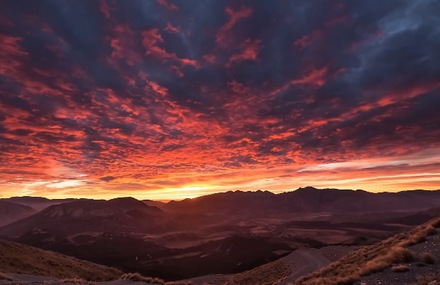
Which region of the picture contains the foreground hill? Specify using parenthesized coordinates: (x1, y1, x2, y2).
(0, 201, 36, 227)
(0, 197, 165, 237)
(0, 238, 122, 281)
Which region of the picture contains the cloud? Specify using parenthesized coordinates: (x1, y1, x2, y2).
(226, 39, 261, 67)
(216, 6, 253, 47)
(0, 0, 439, 199)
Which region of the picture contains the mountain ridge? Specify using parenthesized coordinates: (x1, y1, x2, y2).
(0, 197, 165, 237)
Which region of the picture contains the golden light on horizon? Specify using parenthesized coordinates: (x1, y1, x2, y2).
(1, 148, 439, 201)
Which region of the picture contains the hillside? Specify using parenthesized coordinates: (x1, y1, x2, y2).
(0, 197, 165, 237)
(0, 239, 122, 281)
(181, 245, 353, 285)
(177, 217, 440, 285)
(296, 217, 440, 285)
(0, 201, 36, 227)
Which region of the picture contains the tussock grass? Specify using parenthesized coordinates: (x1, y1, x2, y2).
(62, 278, 84, 283)
(391, 264, 409, 273)
(430, 217, 440, 228)
(120, 272, 165, 284)
(386, 246, 415, 263)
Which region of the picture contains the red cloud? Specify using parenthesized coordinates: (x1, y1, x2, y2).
(148, 80, 168, 97)
(216, 6, 253, 47)
(291, 67, 329, 87)
(227, 39, 261, 67)
(270, 66, 329, 98)
(142, 28, 199, 68)
(165, 23, 180, 34)
(100, 0, 111, 18)
(157, 0, 178, 10)
(108, 24, 142, 67)
(293, 31, 323, 51)
(0, 34, 27, 76)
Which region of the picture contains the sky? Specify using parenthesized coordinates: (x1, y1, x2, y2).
(0, 0, 440, 200)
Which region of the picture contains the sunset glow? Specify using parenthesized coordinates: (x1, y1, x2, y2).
(1, 1, 439, 200)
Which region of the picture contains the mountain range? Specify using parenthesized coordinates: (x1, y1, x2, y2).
(1, 187, 440, 281)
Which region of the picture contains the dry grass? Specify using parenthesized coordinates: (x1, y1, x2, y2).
(120, 272, 165, 284)
(0, 239, 122, 281)
(386, 246, 415, 263)
(295, 217, 440, 285)
(430, 217, 440, 228)
(391, 264, 409, 273)
(61, 277, 88, 284)
(424, 225, 437, 236)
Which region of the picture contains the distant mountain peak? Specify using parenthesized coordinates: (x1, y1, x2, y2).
(109, 196, 143, 205)
(7, 196, 51, 202)
(296, 186, 319, 192)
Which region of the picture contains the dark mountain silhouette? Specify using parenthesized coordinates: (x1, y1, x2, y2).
(0, 201, 36, 227)
(0, 197, 165, 237)
(142, 199, 166, 209)
(165, 187, 440, 217)
(165, 190, 278, 216)
(1, 196, 77, 211)
(3, 188, 440, 239)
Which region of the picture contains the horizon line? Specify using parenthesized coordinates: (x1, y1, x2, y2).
(1, 186, 439, 202)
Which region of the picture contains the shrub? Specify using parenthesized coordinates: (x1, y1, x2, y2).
(387, 247, 415, 263)
(419, 252, 436, 264)
(362, 259, 387, 274)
